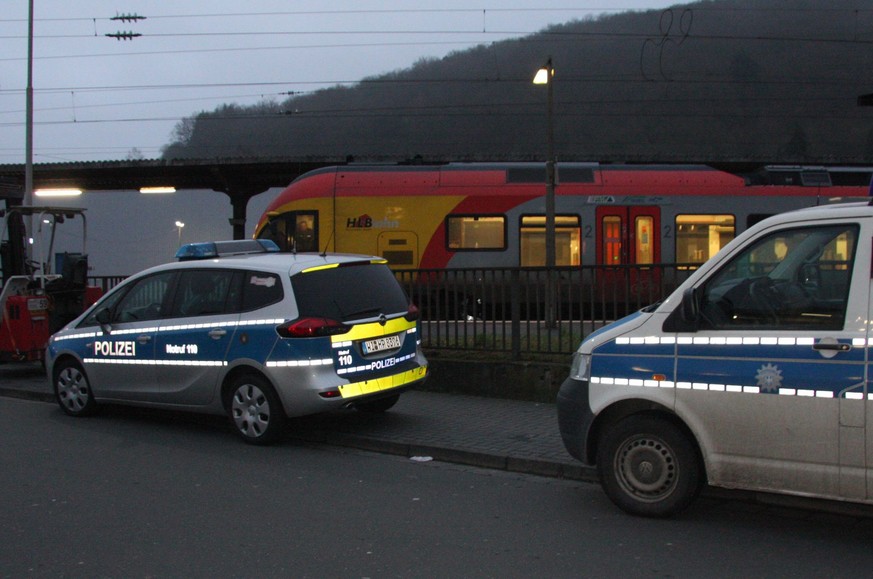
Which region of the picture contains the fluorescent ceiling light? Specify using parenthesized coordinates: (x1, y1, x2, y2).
(34, 188, 82, 197)
(140, 186, 176, 194)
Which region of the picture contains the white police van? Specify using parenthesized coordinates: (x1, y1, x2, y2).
(558, 201, 873, 516)
(47, 240, 427, 444)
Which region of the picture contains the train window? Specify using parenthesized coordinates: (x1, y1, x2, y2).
(635, 216, 654, 265)
(446, 215, 505, 251)
(675, 214, 735, 265)
(520, 215, 581, 267)
(258, 211, 318, 253)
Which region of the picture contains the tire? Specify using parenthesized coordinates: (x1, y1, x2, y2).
(53, 359, 98, 417)
(226, 374, 287, 445)
(596, 414, 703, 518)
(355, 393, 400, 413)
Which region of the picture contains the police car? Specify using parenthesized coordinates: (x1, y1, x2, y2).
(558, 201, 873, 516)
(47, 240, 428, 445)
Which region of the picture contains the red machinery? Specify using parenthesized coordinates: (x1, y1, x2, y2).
(0, 206, 102, 363)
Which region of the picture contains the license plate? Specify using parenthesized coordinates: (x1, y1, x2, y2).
(362, 334, 401, 355)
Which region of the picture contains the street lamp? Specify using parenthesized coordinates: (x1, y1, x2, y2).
(175, 221, 185, 246)
(533, 57, 557, 327)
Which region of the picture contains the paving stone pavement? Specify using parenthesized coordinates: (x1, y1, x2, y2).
(0, 364, 594, 482)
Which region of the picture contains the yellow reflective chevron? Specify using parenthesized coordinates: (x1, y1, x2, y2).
(331, 317, 415, 343)
(339, 365, 428, 398)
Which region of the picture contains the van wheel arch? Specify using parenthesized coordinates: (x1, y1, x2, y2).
(589, 403, 702, 473)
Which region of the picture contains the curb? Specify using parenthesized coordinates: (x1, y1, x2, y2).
(1, 387, 598, 484)
(290, 427, 597, 482)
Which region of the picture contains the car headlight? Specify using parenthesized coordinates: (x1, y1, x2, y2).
(569, 352, 591, 382)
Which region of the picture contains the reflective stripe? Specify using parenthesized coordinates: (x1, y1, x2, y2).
(83, 358, 226, 367)
(53, 319, 285, 342)
(616, 336, 818, 346)
(590, 375, 851, 399)
(266, 359, 332, 368)
(336, 352, 416, 375)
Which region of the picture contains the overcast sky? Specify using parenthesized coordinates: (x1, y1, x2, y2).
(3, 2, 684, 275)
(1, 1, 678, 165)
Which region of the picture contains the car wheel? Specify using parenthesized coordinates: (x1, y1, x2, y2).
(597, 414, 703, 518)
(54, 360, 98, 417)
(227, 374, 286, 445)
(355, 393, 400, 413)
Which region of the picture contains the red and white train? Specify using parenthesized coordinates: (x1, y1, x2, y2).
(255, 163, 871, 271)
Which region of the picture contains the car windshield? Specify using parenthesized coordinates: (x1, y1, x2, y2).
(290, 262, 409, 321)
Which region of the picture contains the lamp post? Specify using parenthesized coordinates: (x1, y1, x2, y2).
(534, 57, 557, 328)
(175, 221, 185, 247)
(23, 0, 34, 251)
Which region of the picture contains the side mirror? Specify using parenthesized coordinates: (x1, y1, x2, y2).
(680, 288, 700, 323)
(95, 308, 112, 333)
(663, 287, 700, 333)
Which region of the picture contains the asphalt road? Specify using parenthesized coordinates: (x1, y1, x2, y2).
(4, 397, 873, 578)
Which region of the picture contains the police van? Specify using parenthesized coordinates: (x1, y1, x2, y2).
(47, 240, 427, 445)
(557, 201, 873, 516)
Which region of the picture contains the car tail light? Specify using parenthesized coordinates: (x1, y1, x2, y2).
(404, 303, 420, 322)
(276, 317, 350, 338)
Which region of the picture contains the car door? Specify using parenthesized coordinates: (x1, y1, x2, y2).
(152, 269, 241, 406)
(84, 271, 175, 402)
(673, 220, 868, 500)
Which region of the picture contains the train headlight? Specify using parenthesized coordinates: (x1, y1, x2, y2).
(569, 351, 591, 382)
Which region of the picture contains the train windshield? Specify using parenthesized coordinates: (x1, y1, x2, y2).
(259, 211, 318, 252)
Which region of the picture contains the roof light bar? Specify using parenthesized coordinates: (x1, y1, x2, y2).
(175, 239, 280, 261)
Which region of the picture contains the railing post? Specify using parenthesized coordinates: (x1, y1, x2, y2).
(511, 268, 521, 359)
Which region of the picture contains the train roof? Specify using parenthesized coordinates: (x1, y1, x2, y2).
(291, 162, 873, 188)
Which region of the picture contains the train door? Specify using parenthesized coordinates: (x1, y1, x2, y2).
(377, 231, 419, 269)
(594, 206, 661, 312)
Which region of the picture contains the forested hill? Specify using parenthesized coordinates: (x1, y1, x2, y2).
(161, 0, 873, 165)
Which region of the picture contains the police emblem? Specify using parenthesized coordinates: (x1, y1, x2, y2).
(755, 363, 783, 393)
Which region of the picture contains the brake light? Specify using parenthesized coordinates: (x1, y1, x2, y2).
(276, 317, 350, 338)
(404, 303, 420, 322)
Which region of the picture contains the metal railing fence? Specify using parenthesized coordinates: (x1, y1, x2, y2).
(82, 263, 696, 359)
(394, 264, 696, 358)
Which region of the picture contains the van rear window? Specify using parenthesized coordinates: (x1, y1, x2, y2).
(291, 263, 409, 321)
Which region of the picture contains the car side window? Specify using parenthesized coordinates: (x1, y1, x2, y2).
(169, 269, 237, 317)
(112, 272, 175, 323)
(242, 271, 283, 311)
(698, 224, 857, 331)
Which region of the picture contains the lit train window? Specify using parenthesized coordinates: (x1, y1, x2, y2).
(446, 215, 506, 251)
(259, 211, 318, 252)
(520, 215, 581, 267)
(675, 214, 735, 265)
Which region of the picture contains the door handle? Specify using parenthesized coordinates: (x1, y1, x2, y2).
(812, 342, 851, 352)
(208, 329, 227, 340)
(136, 335, 151, 344)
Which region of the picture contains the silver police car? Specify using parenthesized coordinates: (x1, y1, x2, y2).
(47, 240, 428, 444)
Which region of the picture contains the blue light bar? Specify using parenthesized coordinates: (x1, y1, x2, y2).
(175, 239, 280, 261)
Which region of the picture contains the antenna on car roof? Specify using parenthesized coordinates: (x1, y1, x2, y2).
(320, 227, 336, 257)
